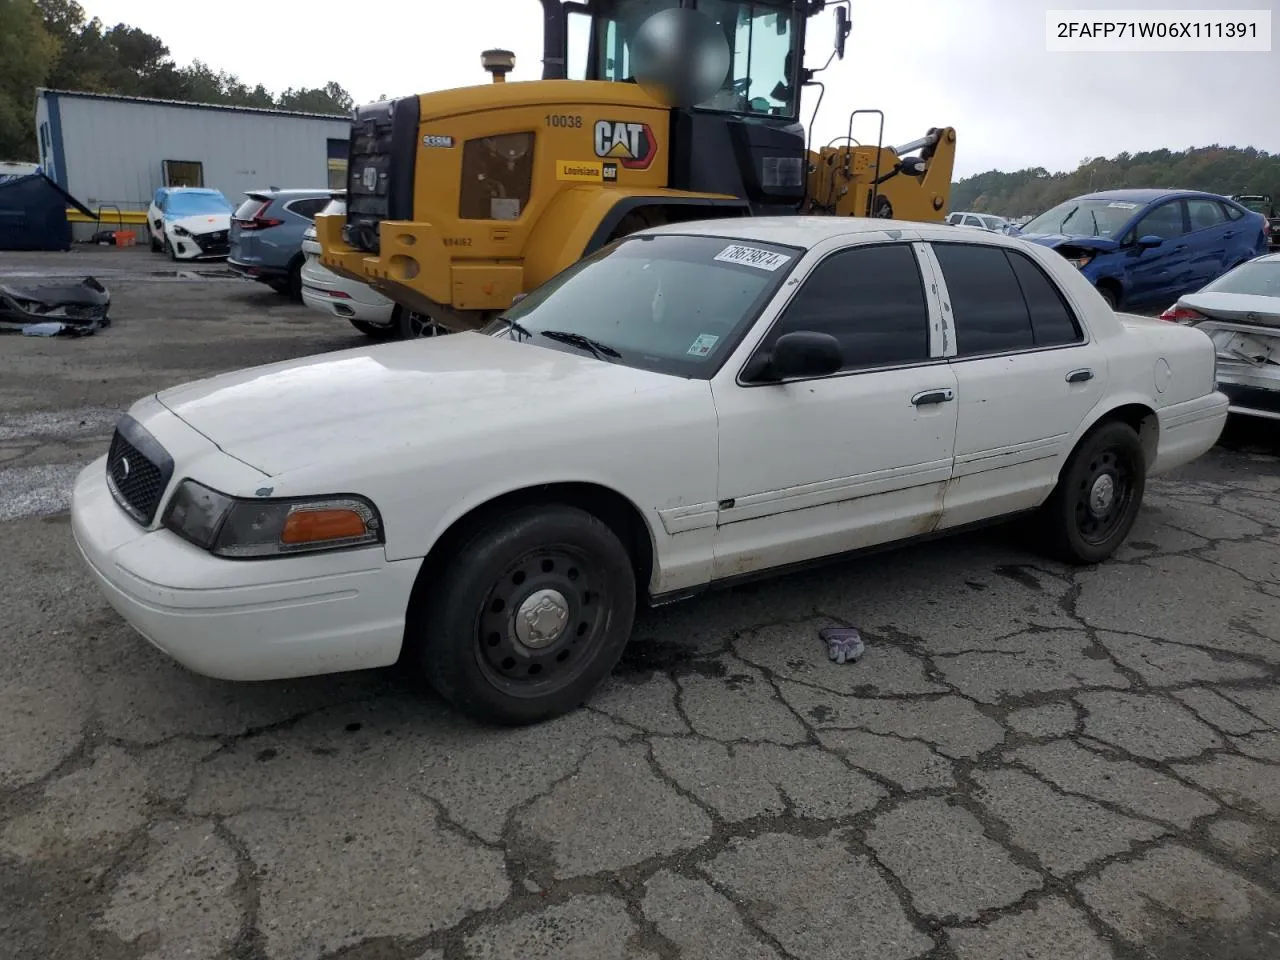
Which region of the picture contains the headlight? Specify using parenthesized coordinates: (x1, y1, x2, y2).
(172, 225, 191, 237)
(162, 479, 382, 558)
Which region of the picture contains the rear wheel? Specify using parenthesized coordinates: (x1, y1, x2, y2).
(1038, 420, 1146, 564)
(285, 259, 303, 301)
(348, 317, 399, 340)
(414, 504, 638, 725)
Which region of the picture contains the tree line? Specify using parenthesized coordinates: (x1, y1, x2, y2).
(0, 0, 358, 161)
(951, 146, 1280, 218)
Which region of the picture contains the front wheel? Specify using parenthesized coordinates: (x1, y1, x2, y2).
(396, 308, 450, 339)
(1038, 420, 1146, 564)
(414, 504, 638, 725)
(1096, 284, 1119, 309)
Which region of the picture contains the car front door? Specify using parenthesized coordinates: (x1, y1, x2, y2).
(924, 238, 1108, 529)
(1123, 199, 1190, 305)
(709, 238, 959, 578)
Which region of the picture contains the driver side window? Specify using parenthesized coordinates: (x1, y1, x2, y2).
(760, 243, 932, 374)
(1131, 200, 1187, 243)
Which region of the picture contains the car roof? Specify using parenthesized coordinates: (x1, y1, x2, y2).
(1074, 188, 1238, 205)
(245, 187, 331, 198)
(159, 187, 224, 196)
(638, 215, 1029, 250)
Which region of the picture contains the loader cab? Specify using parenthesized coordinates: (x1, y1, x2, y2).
(559, 0, 814, 213)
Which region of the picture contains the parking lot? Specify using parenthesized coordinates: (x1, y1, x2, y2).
(2, 245, 1279, 960)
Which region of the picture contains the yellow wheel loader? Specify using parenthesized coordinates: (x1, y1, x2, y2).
(316, 0, 957, 334)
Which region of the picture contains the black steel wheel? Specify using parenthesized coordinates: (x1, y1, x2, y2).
(1038, 420, 1146, 564)
(414, 504, 637, 725)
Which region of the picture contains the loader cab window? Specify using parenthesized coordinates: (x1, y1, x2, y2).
(587, 0, 800, 120)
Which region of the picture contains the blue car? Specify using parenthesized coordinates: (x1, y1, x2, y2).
(1017, 189, 1270, 310)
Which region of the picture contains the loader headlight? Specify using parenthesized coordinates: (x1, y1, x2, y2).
(163, 480, 383, 558)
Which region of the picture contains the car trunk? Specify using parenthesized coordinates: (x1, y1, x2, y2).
(229, 194, 269, 262)
(1180, 292, 1280, 413)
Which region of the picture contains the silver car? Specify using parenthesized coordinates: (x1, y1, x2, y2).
(1160, 251, 1280, 421)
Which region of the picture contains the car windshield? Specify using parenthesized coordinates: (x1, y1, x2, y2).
(482, 233, 801, 378)
(585, 0, 801, 119)
(1022, 198, 1139, 238)
(1199, 260, 1280, 298)
(166, 192, 232, 217)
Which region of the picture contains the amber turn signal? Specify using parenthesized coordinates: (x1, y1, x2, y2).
(282, 508, 370, 544)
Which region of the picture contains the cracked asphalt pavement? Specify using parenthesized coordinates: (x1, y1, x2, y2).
(3, 247, 1280, 960)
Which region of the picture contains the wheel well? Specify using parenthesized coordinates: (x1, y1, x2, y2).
(404, 483, 656, 648)
(1091, 403, 1159, 467)
(1095, 276, 1122, 303)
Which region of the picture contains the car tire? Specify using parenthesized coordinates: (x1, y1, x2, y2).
(348, 318, 399, 340)
(1096, 284, 1118, 309)
(164, 235, 177, 260)
(1037, 419, 1146, 565)
(414, 503, 638, 726)
(286, 259, 304, 301)
(396, 308, 449, 339)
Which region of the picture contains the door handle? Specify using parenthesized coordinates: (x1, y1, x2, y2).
(912, 388, 955, 406)
(1174, 244, 1187, 251)
(1223, 231, 1235, 238)
(1066, 368, 1094, 383)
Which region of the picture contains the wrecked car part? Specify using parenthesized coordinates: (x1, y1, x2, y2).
(0, 276, 111, 335)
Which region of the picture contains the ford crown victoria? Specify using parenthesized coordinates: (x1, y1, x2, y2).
(71, 218, 1229, 725)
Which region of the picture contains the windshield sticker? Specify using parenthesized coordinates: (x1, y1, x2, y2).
(1107, 202, 1139, 209)
(687, 334, 720, 357)
(714, 245, 792, 271)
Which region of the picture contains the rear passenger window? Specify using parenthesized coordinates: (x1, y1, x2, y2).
(1006, 249, 1082, 346)
(287, 198, 327, 220)
(767, 243, 930, 371)
(933, 243, 1034, 356)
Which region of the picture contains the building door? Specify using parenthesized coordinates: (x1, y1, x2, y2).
(162, 160, 204, 188)
(327, 139, 349, 190)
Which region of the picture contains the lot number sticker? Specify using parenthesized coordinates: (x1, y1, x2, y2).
(687, 334, 720, 356)
(714, 244, 792, 271)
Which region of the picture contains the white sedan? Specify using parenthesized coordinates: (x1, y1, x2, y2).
(299, 223, 399, 339)
(70, 217, 1228, 725)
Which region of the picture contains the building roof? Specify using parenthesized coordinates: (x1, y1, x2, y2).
(36, 87, 350, 122)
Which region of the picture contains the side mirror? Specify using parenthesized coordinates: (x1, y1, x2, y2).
(1137, 234, 1163, 249)
(767, 331, 843, 380)
(835, 7, 850, 59)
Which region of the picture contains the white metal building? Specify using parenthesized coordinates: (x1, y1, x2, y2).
(33, 89, 352, 219)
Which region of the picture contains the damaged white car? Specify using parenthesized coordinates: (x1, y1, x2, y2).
(71, 218, 1228, 726)
(147, 187, 233, 260)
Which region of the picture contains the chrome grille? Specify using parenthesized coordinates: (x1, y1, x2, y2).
(105, 417, 174, 525)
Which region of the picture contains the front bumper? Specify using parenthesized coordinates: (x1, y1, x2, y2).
(170, 231, 229, 260)
(70, 455, 419, 681)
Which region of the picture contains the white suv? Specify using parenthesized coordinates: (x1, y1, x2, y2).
(946, 211, 1008, 232)
(299, 198, 398, 339)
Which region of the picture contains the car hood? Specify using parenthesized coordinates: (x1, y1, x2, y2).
(1019, 233, 1120, 253)
(1180, 292, 1280, 327)
(154, 332, 692, 476)
(169, 212, 230, 234)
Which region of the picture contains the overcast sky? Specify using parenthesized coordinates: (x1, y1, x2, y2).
(80, 0, 1278, 178)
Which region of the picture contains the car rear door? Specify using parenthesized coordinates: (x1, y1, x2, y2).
(924, 238, 1107, 529)
(1184, 198, 1232, 288)
(709, 237, 959, 577)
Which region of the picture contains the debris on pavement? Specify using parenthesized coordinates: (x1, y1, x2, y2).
(820, 626, 865, 664)
(0, 276, 111, 336)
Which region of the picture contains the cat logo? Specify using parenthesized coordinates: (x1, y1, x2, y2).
(593, 120, 657, 170)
